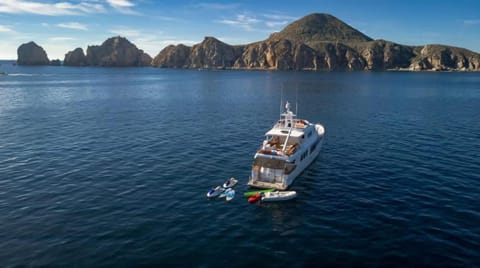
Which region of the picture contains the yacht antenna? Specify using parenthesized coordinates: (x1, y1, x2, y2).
(280, 84, 284, 119)
(295, 84, 298, 116)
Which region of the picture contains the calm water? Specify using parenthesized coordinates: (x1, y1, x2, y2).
(1, 62, 479, 267)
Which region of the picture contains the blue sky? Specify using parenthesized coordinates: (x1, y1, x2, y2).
(0, 0, 479, 59)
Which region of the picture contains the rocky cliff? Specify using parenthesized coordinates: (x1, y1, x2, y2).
(50, 59, 62, 66)
(151, 44, 191, 68)
(62, 36, 151, 67)
(85, 36, 152, 67)
(152, 13, 480, 71)
(17, 41, 50, 65)
(409, 45, 480, 71)
(152, 37, 241, 69)
(64, 48, 88, 66)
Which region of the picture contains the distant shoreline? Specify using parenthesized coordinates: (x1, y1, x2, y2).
(2, 63, 479, 73)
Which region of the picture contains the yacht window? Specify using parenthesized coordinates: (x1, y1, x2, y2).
(253, 158, 286, 169)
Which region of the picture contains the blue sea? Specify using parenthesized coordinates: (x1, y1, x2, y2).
(1, 61, 479, 267)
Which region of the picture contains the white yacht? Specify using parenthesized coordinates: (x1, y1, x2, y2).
(248, 101, 325, 190)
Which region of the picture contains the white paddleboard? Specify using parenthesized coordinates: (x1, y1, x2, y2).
(226, 189, 235, 201)
(219, 188, 232, 198)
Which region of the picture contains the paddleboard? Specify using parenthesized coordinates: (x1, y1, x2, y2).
(219, 188, 232, 198)
(226, 189, 235, 201)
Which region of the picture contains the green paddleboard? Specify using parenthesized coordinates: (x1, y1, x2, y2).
(243, 189, 275, 197)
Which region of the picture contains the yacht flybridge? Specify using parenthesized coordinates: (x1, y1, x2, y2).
(248, 101, 325, 190)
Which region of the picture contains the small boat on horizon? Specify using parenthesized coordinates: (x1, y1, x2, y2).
(248, 101, 325, 190)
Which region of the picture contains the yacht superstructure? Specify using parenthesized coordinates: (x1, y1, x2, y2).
(248, 102, 325, 190)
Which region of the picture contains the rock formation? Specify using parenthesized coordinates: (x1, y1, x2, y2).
(85, 36, 151, 67)
(63, 37, 151, 67)
(409, 45, 480, 71)
(151, 37, 241, 69)
(151, 44, 191, 68)
(17, 41, 50, 65)
(189, 37, 239, 68)
(152, 13, 480, 71)
(64, 48, 88, 66)
(50, 59, 62, 66)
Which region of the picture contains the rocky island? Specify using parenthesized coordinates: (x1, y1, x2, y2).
(17, 41, 50, 65)
(65, 36, 152, 67)
(16, 13, 480, 71)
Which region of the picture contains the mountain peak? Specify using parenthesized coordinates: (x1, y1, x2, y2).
(269, 13, 372, 43)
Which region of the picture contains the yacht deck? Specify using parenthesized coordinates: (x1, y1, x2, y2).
(248, 179, 287, 190)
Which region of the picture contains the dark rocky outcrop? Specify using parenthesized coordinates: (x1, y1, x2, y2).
(85, 36, 151, 67)
(63, 37, 151, 67)
(233, 39, 318, 70)
(351, 40, 415, 70)
(64, 48, 87, 66)
(50, 59, 62, 66)
(151, 37, 241, 69)
(151, 44, 191, 68)
(17, 41, 50, 65)
(153, 13, 480, 71)
(189, 37, 239, 68)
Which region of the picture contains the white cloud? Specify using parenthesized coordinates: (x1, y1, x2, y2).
(261, 14, 294, 29)
(57, 22, 88, 31)
(217, 12, 294, 31)
(265, 20, 288, 28)
(106, 0, 138, 14)
(0, 25, 14, 33)
(0, 0, 105, 16)
(106, 0, 134, 8)
(49, 37, 76, 42)
(216, 14, 260, 31)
